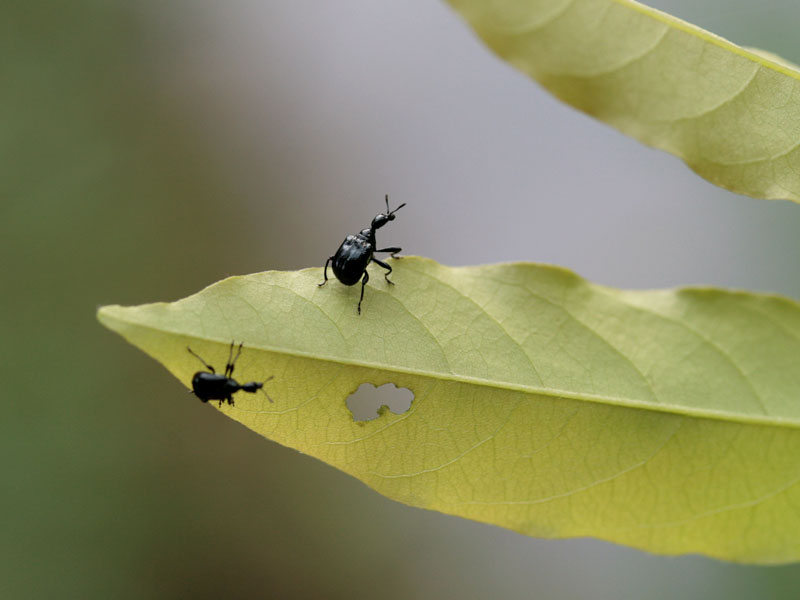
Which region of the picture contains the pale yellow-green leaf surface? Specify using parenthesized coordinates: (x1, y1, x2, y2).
(445, 0, 800, 202)
(98, 258, 800, 563)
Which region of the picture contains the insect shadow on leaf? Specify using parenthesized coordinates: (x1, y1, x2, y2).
(187, 341, 274, 406)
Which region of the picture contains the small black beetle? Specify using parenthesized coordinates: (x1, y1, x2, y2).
(187, 342, 273, 406)
(318, 195, 406, 314)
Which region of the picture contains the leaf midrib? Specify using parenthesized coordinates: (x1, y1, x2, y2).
(475, 0, 800, 81)
(98, 307, 800, 431)
(621, 0, 798, 79)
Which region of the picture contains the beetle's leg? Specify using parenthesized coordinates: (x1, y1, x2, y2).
(224, 341, 233, 377)
(187, 347, 215, 373)
(377, 246, 402, 258)
(372, 257, 395, 285)
(318, 256, 333, 287)
(226, 342, 243, 378)
(358, 270, 369, 315)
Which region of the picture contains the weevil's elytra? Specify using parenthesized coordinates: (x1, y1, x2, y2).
(318, 195, 406, 314)
(187, 342, 273, 406)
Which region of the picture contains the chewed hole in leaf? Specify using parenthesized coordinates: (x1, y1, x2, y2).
(346, 383, 414, 422)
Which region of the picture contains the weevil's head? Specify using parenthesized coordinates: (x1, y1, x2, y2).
(242, 375, 274, 402)
(371, 195, 406, 231)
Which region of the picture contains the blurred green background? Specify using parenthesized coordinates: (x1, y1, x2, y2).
(4, 1, 800, 598)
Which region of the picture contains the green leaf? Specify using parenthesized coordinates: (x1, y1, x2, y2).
(445, 0, 800, 203)
(97, 258, 800, 563)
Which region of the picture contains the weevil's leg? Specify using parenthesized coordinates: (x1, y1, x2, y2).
(224, 342, 234, 377)
(372, 257, 395, 285)
(318, 256, 333, 286)
(187, 347, 215, 373)
(376, 246, 402, 258)
(226, 342, 243, 378)
(357, 270, 369, 315)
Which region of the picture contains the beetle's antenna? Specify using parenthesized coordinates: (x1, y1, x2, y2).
(385, 194, 406, 216)
(187, 346, 215, 373)
(260, 375, 275, 403)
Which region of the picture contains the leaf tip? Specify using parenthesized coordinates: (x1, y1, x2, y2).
(96, 304, 126, 334)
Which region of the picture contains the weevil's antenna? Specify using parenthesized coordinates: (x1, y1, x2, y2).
(260, 375, 275, 403)
(385, 194, 406, 215)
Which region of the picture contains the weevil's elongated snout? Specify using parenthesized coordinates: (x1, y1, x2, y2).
(371, 213, 393, 229)
(371, 198, 406, 230)
(242, 375, 274, 402)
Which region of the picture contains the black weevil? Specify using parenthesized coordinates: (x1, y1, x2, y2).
(318, 195, 406, 314)
(187, 342, 273, 406)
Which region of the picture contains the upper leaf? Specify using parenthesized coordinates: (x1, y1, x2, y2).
(446, 0, 800, 202)
(98, 258, 800, 563)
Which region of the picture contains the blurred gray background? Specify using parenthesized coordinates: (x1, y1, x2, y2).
(4, 1, 800, 598)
